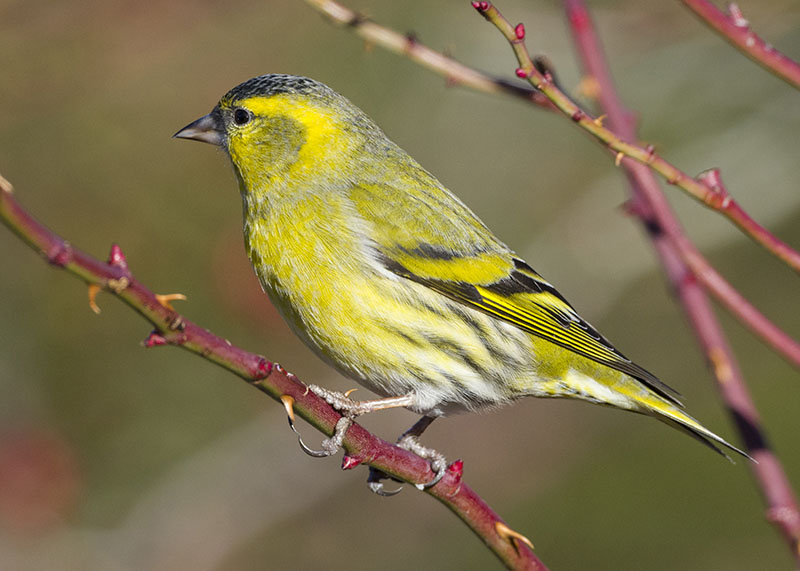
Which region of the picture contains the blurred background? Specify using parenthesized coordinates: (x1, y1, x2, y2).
(1, 0, 799, 569)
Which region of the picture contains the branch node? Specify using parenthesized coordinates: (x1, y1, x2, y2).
(697, 168, 726, 194)
(570, 109, 585, 122)
(255, 357, 273, 379)
(471, 1, 490, 14)
(727, 3, 749, 28)
(46, 241, 72, 267)
(447, 458, 464, 484)
(341, 454, 363, 470)
(107, 243, 129, 271)
(166, 314, 185, 331)
(107, 276, 130, 294)
(142, 330, 168, 348)
(514, 23, 525, 40)
(515, 67, 530, 79)
(404, 31, 418, 51)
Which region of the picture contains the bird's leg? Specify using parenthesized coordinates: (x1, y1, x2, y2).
(397, 415, 448, 489)
(368, 415, 448, 495)
(293, 385, 416, 458)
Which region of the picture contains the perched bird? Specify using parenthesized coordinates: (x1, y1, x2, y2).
(175, 74, 748, 481)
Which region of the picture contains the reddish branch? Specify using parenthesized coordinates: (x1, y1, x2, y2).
(469, 0, 800, 275)
(303, 0, 800, 375)
(682, 0, 800, 90)
(562, 0, 800, 562)
(305, 0, 800, 561)
(304, 0, 552, 108)
(0, 176, 545, 571)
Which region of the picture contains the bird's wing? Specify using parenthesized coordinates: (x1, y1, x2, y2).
(379, 242, 683, 407)
(348, 176, 682, 406)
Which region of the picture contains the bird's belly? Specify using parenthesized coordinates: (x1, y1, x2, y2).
(254, 247, 538, 414)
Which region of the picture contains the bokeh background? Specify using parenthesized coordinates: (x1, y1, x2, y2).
(1, 0, 799, 569)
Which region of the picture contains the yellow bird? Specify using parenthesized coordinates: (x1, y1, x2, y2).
(175, 74, 748, 483)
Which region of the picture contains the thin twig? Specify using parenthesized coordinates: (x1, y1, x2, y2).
(563, 0, 800, 561)
(682, 0, 800, 89)
(304, 0, 552, 108)
(0, 174, 546, 571)
(470, 1, 800, 275)
(304, 0, 800, 370)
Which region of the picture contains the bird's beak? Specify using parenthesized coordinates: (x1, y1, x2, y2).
(173, 111, 224, 146)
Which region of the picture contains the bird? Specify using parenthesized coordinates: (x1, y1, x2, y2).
(174, 74, 749, 485)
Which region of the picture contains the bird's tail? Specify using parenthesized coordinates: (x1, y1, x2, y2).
(644, 397, 753, 463)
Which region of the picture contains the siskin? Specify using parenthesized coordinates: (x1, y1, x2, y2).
(175, 74, 747, 480)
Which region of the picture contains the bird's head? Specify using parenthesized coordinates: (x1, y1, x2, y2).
(175, 74, 376, 195)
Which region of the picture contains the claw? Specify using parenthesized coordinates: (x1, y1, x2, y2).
(281, 393, 352, 458)
(297, 433, 335, 458)
(367, 467, 404, 496)
(155, 293, 187, 310)
(280, 394, 329, 457)
(495, 521, 534, 551)
(397, 432, 447, 490)
(88, 284, 102, 314)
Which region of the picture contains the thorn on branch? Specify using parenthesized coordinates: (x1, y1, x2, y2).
(88, 284, 102, 314)
(280, 394, 296, 423)
(0, 172, 14, 194)
(495, 521, 534, 551)
(155, 292, 187, 311)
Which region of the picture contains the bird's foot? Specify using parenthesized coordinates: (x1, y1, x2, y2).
(281, 385, 415, 458)
(367, 415, 447, 495)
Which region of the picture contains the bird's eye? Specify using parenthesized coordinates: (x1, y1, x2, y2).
(233, 108, 252, 126)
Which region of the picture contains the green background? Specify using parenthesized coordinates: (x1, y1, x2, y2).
(1, 0, 799, 569)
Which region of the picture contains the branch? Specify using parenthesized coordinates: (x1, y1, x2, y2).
(304, 0, 552, 108)
(304, 0, 800, 371)
(682, 0, 800, 90)
(563, 0, 800, 561)
(0, 174, 546, 571)
(470, 1, 800, 275)
(564, 2, 800, 371)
